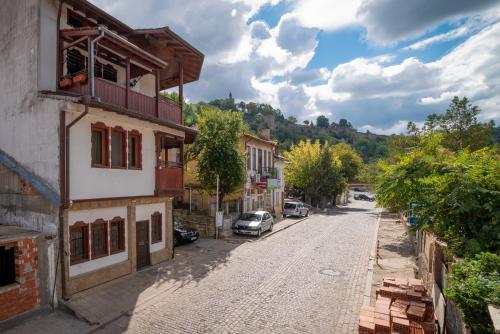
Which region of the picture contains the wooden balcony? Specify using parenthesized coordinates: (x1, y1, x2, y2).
(155, 165, 184, 196)
(65, 78, 182, 124)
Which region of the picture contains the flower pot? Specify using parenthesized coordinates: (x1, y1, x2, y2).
(59, 78, 73, 88)
(72, 73, 87, 84)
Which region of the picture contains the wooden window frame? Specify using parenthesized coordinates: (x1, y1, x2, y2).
(91, 122, 109, 168)
(91, 219, 109, 260)
(151, 212, 162, 244)
(109, 217, 126, 254)
(110, 126, 127, 169)
(70, 221, 89, 265)
(127, 130, 142, 170)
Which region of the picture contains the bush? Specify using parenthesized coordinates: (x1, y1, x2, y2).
(445, 252, 500, 333)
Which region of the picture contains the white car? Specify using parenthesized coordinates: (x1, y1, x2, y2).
(234, 211, 274, 237)
(283, 202, 309, 218)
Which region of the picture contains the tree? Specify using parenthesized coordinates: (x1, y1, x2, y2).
(332, 142, 363, 182)
(303, 120, 309, 125)
(186, 106, 246, 209)
(287, 116, 297, 124)
(338, 118, 352, 128)
(284, 140, 346, 207)
(316, 115, 330, 128)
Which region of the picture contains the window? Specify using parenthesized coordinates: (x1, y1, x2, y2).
(70, 222, 89, 265)
(91, 219, 108, 259)
(251, 148, 256, 171)
(110, 217, 125, 254)
(91, 122, 109, 167)
(128, 130, 142, 169)
(103, 64, 117, 83)
(111, 126, 126, 168)
(263, 150, 267, 169)
(67, 49, 86, 76)
(246, 147, 251, 170)
(0, 245, 16, 286)
(151, 212, 162, 243)
(258, 149, 263, 173)
(268, 151, 272, 168)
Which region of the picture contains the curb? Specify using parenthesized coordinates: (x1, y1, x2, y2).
(363, 208, 382, 306)
(260, 216, 310, 240)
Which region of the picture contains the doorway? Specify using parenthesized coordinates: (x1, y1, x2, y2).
(136, 220, 150, 269)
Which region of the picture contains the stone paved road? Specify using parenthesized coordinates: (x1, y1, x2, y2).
(96, 200, 379, 334)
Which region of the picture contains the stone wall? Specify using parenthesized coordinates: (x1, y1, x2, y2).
(0, 237, 40, 321)
(174, 209, 216, 238)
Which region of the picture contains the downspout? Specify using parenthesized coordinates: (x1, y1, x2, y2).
(59, 99, 89, 300)
(90, 28, 105, 97)
(56, 0, 63, 89)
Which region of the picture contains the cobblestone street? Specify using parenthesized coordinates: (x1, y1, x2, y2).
(96, 200, 379, 334)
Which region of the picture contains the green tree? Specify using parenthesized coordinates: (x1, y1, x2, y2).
(186, 106, 246, 209)
(445, 252, 500, 333)
(316, 115, 330, 128)
(287, 116, 297, 124)
(332, 142, 363, 182)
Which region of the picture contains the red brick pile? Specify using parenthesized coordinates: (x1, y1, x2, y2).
(358, 277, 435, 334)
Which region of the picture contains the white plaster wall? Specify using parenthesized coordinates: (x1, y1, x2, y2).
(135, 203, 166, 253)
(132, 73, 156, 98)
(68, 206, 128, 278)
(38, 0, 58, 91)
(67, 105, 184, 200)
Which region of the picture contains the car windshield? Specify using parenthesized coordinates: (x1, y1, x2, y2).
(240, 213, 262, 221)
(284, 203, 297, 209)
(174, 219, 184, 228)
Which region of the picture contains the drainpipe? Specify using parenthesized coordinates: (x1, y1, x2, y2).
(90, 28, 105, 97)
(56, 0, 63, 89)
(59, 99, 89, 300)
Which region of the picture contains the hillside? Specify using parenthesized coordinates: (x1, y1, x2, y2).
(180, 94, 389, 162)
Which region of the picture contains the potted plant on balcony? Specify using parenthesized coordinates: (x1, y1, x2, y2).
(72, 70, 87, 85)
(59, 73, 73, 89)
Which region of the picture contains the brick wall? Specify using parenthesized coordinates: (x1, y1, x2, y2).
(0, 238, 39, 321)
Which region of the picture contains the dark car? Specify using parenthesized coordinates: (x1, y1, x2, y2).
(356, 194, 375, 202)
(174, 218, 199, 246)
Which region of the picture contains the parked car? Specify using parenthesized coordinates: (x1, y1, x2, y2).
(234, 211, 274, 237)
(283, 202, 309, 218)
(356, 194, 375, 202)
(174, 218, 199, 246)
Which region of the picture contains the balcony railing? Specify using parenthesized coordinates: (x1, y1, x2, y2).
(156, 164, 183, 196)
(260, 167, 278, 179)
(64, 78, 182, 124)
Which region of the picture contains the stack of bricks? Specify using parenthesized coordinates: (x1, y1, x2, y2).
(358, 277, 435, 334)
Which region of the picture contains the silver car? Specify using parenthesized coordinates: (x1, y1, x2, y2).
(283, 202, 309, 218)
(234, 211, 274, 237)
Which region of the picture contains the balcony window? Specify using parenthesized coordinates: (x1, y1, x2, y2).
(258, 149, 262, 173)
(67, 49, 86, 76)
(252, 148, 256, 171)
(111, 126, 126, 168)
(91, 219, 108, 259)
(91, 122, 109, 168)
(128, 130, 142, 169)
(70, 222, 89, 265)
(246, 147, 251, 170)
(103, 64, 118, 83)
(110, 217, 125, 254)
(268, 151, 272, 169)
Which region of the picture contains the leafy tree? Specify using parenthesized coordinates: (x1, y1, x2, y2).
(316, 115, 330, 128)
(185, 106, 246, 209)
(287, 116, 297, 124)
(445, 252, 500, 333)
(303, 120, 309, 125)
(338, 118, 352, 128)
(284, 140, 347, 207)
(332, 142, 363, 182)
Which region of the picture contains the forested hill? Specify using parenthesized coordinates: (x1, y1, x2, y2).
(179, 94, 389, 162)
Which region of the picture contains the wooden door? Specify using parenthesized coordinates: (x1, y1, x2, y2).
(136, 220, 150, 269)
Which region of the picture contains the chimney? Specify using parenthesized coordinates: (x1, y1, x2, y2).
(261, 128, 271, 140)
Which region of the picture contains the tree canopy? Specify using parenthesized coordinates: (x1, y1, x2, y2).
(186, 106, 246, 209)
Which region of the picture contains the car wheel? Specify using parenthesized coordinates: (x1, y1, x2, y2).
(174, 236, 179, 247)
(257, 228, 262, 237)
(305, 210, 309, 217)
(282, 214, 286, 218)
(269, 223, 274, 232)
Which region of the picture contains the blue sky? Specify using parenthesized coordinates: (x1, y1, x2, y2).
(93, 0, 500, 134)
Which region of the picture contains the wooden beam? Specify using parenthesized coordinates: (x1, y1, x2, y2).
(155, 70, 160, 118)
(125, 58, 130, 109)
(63, 36, 88, 51)
(61, 29, 99, 38)
(179, 61, 184, 124)
(87, 36, 92, 96)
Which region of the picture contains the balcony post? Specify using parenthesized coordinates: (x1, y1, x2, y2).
(155, 70, 160, 118)
(178, 61, 184, 124)
(87, 36, 92, 96)
(125, 57, 130, 109)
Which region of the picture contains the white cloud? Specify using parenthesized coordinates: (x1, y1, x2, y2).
(404, 26, 471, 51)
(291, 0, 362, 31)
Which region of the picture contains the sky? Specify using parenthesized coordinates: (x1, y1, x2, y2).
(90, 0, 500, 134)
